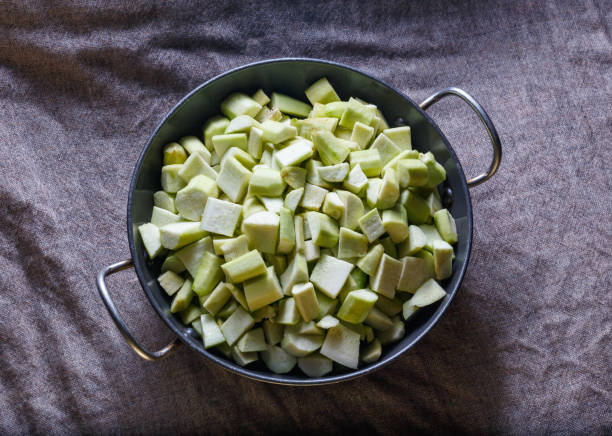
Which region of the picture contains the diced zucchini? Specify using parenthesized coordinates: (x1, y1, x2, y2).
(270, 92, 312, 118)
(153, 191, 176, 213)
(220, 307, 255, 346)
(261, 345, 297, 374)
(320, 323, 360, 369)
(157, 270, 184, 296)
(175, 175, 218, 221)
(175, 236, 213, 278)
(161, 164, 186, 193)
(216, 157, 252, 203)
(241, 211, 280, 254)
(291, 282, 319, 322)
(337, 289, 378, 324)
(192, 251, 224, 296)
(160, 222, 207, 250)
(138, 223, 162, 259)
(221, 249, 267, 283)
(370, 254, 402, 298)
(221, 93, 262, 119)
(163, 142, 187, 165)
(244, 266, 284, 312)
(310, 254, 353, 299)
(358, 208, 385, 243)
(305, 77, 340, 105)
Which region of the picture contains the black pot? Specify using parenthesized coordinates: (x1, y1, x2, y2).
(97, 58, 501, 385)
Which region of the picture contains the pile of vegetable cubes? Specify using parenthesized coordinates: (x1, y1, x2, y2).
(138, 78, 458, 377)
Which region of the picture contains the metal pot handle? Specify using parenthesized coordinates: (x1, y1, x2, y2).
(419, 87, 502, 187)
(96, 259, 181, 361)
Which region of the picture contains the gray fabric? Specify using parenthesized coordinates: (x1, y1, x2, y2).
(1, 0, 610, 433)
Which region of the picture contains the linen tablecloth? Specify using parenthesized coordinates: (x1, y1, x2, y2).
(1, 1, 610, 433)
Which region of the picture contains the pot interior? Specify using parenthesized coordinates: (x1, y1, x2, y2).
(128, 59, 472, 384)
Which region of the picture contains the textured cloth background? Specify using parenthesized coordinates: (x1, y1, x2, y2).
(1, 0, 610, 434)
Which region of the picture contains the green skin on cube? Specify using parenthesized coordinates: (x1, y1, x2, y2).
(270, 92, 312, 118)
(192, 251, 224, 297)
(434, 208, 458, 244)
(362, 339, 382, 363)
(298, 117, 338, 140)
(379, 236, 397, 258)
(202, 282, 232, 315)
(336, 289, 378, 324)
(305, 77, 340, 105)
(420, 152, 447, 188)
(221, 249, 267, 283)
(364, 306, 393, 331)
(161, 253, 186, 274)
(180, 304, 202, 325)
(277, 208, 296, 254)
(398, 159, 428, 188)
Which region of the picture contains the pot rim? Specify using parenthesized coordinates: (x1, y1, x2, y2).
(127, 57, 473, 385)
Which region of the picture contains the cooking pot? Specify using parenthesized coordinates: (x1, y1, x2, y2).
(96, 58, 501, 385)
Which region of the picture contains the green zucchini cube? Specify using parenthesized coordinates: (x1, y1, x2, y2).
(200, 198, 242, 237)
(337, 289, 378, 324)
